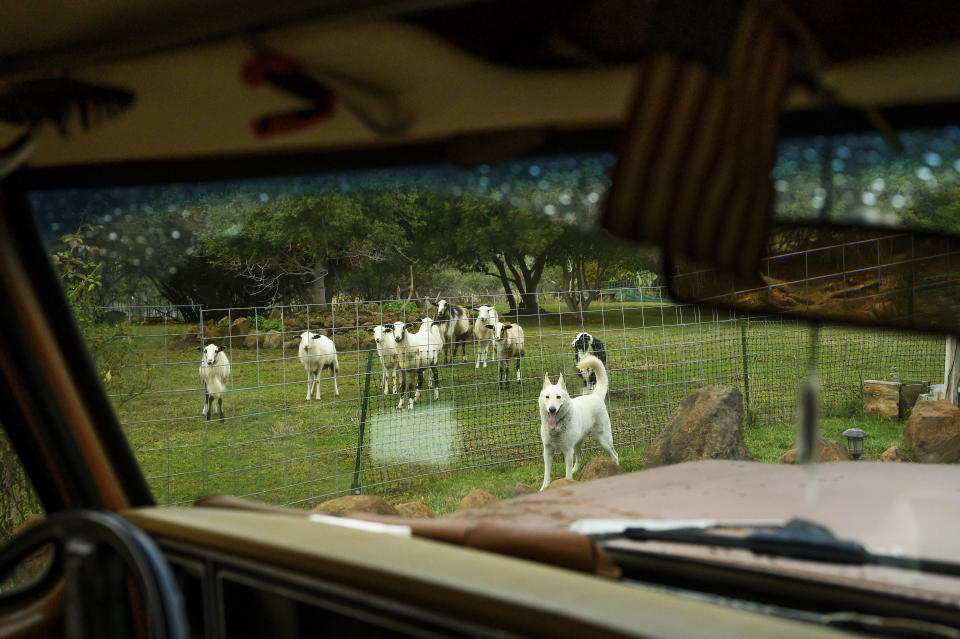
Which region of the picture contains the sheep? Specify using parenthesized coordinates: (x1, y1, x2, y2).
(473, 304, 497, 369)
(434, 298, 472, 363)
(298, 331, 340, 401)
(392, 317, 442, 410)
(199, 343, 231, 421)
(373, 324, 400, 395)
(492, 320, 525, 390)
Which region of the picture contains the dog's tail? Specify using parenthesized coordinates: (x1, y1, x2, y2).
(576, 355, 607, 399)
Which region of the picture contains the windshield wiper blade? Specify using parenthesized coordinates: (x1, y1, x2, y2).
(605, 518, 960, 579)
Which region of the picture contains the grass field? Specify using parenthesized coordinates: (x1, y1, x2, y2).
(101, 301, 943, 515)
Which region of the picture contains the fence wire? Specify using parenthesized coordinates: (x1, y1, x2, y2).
(95, 288, 945, 508)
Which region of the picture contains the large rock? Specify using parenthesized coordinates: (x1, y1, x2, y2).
(543, 478, 578, 491)
(779, 438, 851, 464)
(458, 489, 497, 510)
(579, 457, 625, 481)
(231, 316, 251, 337)
(262, 330, 283, 349)
(512, 483, 536, 497)
(268, 306, 283, 322)
(395, 501, 435, 518)
(903, 400, 960, 463)
(644, 386, 753, 469)
(310, 495, 399, 517)
(880, 445, 908, 462)
(284, 337, 302, 351)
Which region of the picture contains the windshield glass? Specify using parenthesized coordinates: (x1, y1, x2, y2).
(24, 138, 957, 523)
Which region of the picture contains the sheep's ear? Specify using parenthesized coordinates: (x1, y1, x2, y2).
(313, 333, 321, 340)
(557, 374, 567, 391)
(543, 373, 551, 388)
(216, 346, 224, 352)
(198, 346, 204, 352)
(502, 322, 512, 329)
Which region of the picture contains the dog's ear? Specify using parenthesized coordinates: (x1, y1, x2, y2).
(557, 373, 567, 391)
(543, 372, 551, 388)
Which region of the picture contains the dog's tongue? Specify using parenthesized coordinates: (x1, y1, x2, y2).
(548, 413, 556, 429)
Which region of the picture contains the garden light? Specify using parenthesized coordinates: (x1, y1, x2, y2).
(842, 428, 868, 459)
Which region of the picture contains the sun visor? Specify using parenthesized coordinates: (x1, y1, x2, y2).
(602, 0, 819, 277)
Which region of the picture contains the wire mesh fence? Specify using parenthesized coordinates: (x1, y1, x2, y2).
(93, 288, 945, 508)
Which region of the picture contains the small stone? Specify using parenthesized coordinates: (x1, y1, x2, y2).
(879, 445, 907, 462)
(512, 483, 536, 497)
(579, 457, 625, 481)
(779, 438, 851, 464)
(310, 495, 398, 517)
(261, 330, 283, 349)
(395, 501, 435, 518)
(544, 478, 579, 491)
(458, 489, 497, 510)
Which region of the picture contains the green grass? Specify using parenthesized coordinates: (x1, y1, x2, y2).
(100, 305, 941, 515)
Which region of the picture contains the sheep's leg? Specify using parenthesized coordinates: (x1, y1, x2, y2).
(202, 387, 209, 418)
(432, 363, 440, 400)
(413, 369, 423, 403)
(460, 339, 468, 363)
(332, 364, 340, 397)
(217, 396, 224, 421)
(397, 370, 406, 410)
(482, 342, 488, 368)
(305, 371, 313, 401)
(205, 394, 213, 422)
(515, 356, 522, 383)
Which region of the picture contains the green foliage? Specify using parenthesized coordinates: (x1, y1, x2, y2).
(250, 315, 282, 332)
(0, 433, 42, 542)
(382, 300, 418, 313)
(51, 227, 150, 407)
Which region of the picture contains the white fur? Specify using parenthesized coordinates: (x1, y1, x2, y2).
(493, 320, 525, 389)
(392, 317, 443, 410)
(538, 355, 618, 490)
(298, 331, 340, 400)
(199, 343, 231, 420)
(373, 325, 399, 395)
(473, 305, 497, 369)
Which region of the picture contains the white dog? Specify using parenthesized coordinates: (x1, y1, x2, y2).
(538, 355, 618, 490)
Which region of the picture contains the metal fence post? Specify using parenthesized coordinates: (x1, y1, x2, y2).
(740, 318, 750, 408)
(351, 349, 375, 494)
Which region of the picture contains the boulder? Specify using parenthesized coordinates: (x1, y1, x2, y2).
(268, 306, 283, 322)
(544, 478, 578, 491)
(512, 482, 537, 497)
(243, 331, 262, 349)
(231, 316, 251, 337)
(644, 386, 753, 469)
(903, 400, 960, 463)
(779, 438, 851, 464)
(284, 337, 302, 351)
(880, 446, 907, 462)
(262, 330, 283, 349)
(201, 321, 221, 339)
(579, 457, 625, 481)
(310, 495, 399, 517)
(216, 316, 231, 327)
(458, 489, 497, 511)
(395, 501, 435, 518)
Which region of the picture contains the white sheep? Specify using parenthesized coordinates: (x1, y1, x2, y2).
(492, 320, 525, 390)
(435, 298, 471, 363)
(473, 304, 497, 369)
(373, 324, 399, 395)
(199, 343, 231, 421)
(298, 331, 340, 401)
(392, 317, 443, 410)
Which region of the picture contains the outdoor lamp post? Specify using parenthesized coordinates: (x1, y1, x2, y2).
(842, 428, 868, 459)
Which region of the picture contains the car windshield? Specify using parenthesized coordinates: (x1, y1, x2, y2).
(22, 128, 959, 532)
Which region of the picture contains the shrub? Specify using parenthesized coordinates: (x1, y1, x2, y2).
(382, 300, 418, 313)
(250, 315, 282, 332)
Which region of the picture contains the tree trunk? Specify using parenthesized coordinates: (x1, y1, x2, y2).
(492, 257, 518, 314)
(309, 259, 329, 310)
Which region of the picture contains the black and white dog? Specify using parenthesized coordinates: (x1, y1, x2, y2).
(571, 332, 607, 393)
